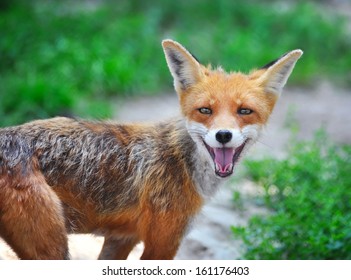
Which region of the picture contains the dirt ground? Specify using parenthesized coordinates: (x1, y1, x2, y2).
(1, 81, 350, 260)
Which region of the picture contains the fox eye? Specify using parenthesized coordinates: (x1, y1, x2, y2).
(198, 107, 212, 115)
(238, 108, 253, 115)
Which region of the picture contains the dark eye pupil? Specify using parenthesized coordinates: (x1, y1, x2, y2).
(199, 108, 212, 114)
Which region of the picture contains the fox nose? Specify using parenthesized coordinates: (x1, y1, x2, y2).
(215, 130, 232, 144)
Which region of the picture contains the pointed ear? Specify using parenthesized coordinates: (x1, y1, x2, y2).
(162, 39, 203, 92)
(256, 49, 303, 96)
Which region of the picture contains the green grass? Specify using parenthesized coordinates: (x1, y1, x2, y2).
(232, 131, 351, 259)
(1, 0, 350, 126)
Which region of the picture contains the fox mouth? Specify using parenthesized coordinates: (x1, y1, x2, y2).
(203, 141, 247, 178)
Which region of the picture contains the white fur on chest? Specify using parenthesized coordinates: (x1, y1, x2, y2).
(191, 149, 225, 199)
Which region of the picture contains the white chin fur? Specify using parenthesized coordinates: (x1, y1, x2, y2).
(186, 121, 213, 161)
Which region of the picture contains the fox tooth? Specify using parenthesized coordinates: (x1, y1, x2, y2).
(227, 164, 233, 173)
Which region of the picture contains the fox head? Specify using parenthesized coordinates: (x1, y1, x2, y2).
(162, 39, 302, 178)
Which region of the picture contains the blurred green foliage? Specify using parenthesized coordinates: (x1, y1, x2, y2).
(232, 131, 351, 259)
(1, 0, 350, 125)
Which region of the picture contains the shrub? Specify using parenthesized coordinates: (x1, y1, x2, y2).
(232, 131, 351, 259)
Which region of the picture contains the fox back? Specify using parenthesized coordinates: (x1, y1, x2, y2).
(0, 40, 302, 259)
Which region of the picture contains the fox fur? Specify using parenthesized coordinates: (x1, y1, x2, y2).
(0, 40, 302, 259)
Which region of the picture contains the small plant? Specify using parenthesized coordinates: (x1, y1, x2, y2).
(232, 131, 351, 259)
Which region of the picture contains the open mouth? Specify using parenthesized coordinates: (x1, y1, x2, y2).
(204, 140, 247, 178)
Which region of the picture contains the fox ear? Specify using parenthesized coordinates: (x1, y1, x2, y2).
(162, 39, 203, 92)
(256, 49, 303, 96)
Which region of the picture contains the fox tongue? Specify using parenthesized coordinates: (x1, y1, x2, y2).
(213, 147, 235, 173)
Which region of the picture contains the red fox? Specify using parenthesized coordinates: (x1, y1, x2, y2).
(0, 40, 302, 259)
